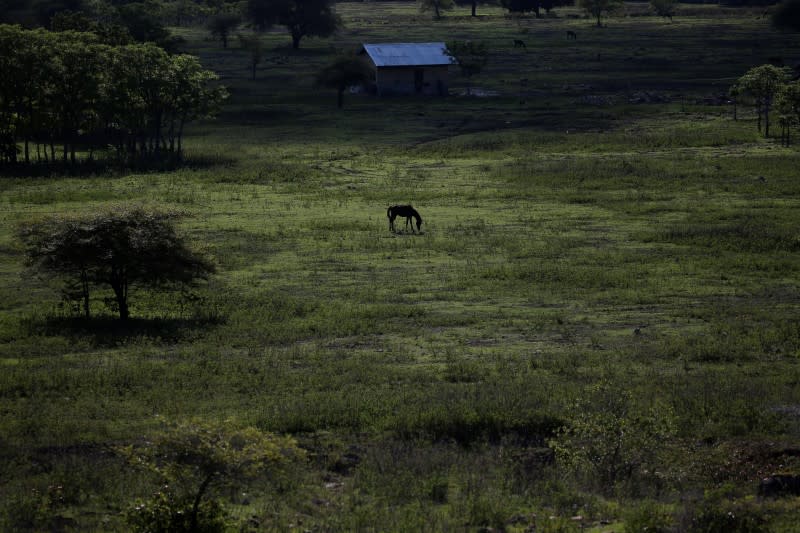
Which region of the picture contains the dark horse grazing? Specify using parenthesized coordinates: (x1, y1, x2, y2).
(387, 205, 422, 233)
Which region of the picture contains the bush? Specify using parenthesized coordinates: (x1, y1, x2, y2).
(687, 498, 768, 532)
(126, 488, 228, 533)
(624, 500, 673, 532)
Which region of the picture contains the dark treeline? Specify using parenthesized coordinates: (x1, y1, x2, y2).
(0, 25, 227, 168)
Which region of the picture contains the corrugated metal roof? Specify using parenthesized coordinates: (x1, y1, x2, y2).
(362, 43, 453, 68)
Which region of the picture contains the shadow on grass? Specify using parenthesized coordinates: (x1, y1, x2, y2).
(28, 314, 225, 346)
(0, 153, 237, 178)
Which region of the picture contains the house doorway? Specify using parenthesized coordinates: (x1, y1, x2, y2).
(414, 69, 424, 93)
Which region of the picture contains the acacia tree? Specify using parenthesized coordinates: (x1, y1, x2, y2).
(18, 206, 215, 321)
(315, 56, 372, 108)
(579, 0, 622, 27)
(735, 64, 791, 137)
(122, 419, 304, 533)
(246, 0, 340, 49)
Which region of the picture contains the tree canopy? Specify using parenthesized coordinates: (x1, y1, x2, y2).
(18, 206, 215, 321)
(502, 0, 572, 17)
(579, 0, 623, 26)
(776, 81, 800, 145)
(207, 12, 240, 48)
(650, 0, 677, 20)
(734, 64, 792, 137)
(446, 40, 489, 95)
(315, 56, 373, 108)
(772, 0, 800, 31)
(419, 0, 456, 19)
(246, 0, 340, 49)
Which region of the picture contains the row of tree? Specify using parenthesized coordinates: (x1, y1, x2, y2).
(0, 25, 226, 167)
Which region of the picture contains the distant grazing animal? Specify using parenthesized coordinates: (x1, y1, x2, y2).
(387, 205, 422, 233)
(566, 30, 577, 40)
(513, 39, 526, 49)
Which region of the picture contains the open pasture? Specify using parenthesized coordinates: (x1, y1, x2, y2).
(1, 2, 800, 530)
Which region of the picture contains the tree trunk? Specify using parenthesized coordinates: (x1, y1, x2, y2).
(111, 269, 129, 321)
(471, 0, 477, 16)
(81, 270, 90, 319)
(190, 475, 214, 533)
(291, 31, 302, 50)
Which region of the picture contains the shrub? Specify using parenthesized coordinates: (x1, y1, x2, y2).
(126, 488, 228, 533)
(550, 380, 677, 493)
(624, 500, 673, 532)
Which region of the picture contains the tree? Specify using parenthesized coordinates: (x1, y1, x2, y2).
(51, 11, 133, 45)
(540, 0, 573, 15)
(121, 419, 304, 533)
(207, 12, 240, 49)
(650, 0, 676, 21)
(775, 81, 800, 145)
(454, 0, 497, 17)
(446, 40, 489, 96)
(238, 32, 265, 80)
(46, 32, 106, 164)
(578, 0, 622, 27)
(772, 0, 800, 32)
(502, 0, 541, 17)
(502, 0, 572, 16)
(418, 0, 455, 19)
(245, 0, 340, 50)
(117, 1, 182, 52)
(735, 64, 791, 137)
(315, 56, 372, 108)
(18, 206, 215, 321)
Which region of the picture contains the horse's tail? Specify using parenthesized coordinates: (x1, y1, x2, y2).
(387, 206, 393, 219)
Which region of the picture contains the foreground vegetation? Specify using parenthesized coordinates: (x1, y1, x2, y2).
(2, 2, 800, 531)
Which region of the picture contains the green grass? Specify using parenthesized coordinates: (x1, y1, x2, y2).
(2, 2, 800, 531)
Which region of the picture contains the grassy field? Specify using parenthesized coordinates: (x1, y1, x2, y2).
(2, 2, 800, 530)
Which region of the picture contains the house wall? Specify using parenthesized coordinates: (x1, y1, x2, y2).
(375, 66, 449, 96)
